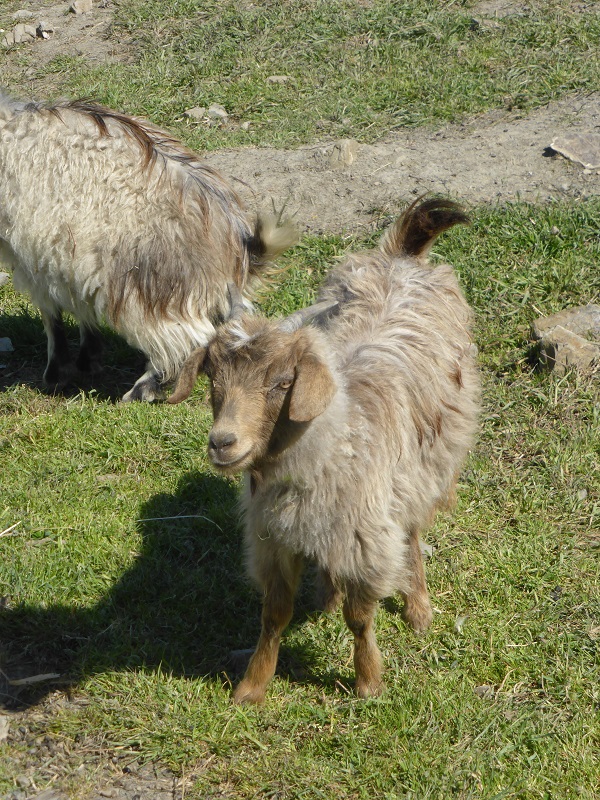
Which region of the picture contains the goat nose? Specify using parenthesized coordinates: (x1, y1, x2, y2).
(209, 431, 237, 452)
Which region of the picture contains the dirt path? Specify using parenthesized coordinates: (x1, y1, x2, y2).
(210, 94, 600, 235)
(2, 1, 600, 238)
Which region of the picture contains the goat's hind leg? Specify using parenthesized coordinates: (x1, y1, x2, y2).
(401, 526, 433, 633)
(234, 552, 303, 704)
(41, 310, 71, 387)
(343, 588, 383, 698)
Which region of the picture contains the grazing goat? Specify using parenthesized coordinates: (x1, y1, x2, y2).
(0, 89, 295, 400)
(169, 197, 480, 702)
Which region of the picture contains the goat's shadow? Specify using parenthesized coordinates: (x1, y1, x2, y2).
(0, 468, 330, 710)
(0, 310, 151, 402)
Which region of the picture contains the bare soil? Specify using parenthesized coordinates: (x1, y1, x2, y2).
(1, 1, 599, 798)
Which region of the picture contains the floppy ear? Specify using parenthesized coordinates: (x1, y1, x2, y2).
(167, 347, 207, 404)
(288, 353, 336, 422)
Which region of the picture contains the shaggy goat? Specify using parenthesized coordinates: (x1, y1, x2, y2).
(169, 197, 480, 702)
(0, 89, 295, 400)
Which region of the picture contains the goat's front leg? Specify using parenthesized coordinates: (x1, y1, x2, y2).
(41, 310, 71, 386)
(76, 324, 103, 375)
(343, 588, 383, 699)
(122, 367, 163, 402)
(400, 526, 433, 633)
(234, 553, 303, 704)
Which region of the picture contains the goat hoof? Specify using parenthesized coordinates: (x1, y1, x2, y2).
(402, 598, 433, 633)
(122, 382, 164, 403)
(355, 677, 384, 699)
(233, 681, 266, 705)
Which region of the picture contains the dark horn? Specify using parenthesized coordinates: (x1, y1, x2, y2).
(277, 300, 339, 333)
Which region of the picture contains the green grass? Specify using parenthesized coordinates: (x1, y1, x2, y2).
(1, 201, 599, 798)
(2, 1, 600, 149)
(1, 0, 599, 796)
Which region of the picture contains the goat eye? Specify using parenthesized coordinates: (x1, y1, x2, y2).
(278, 379, 293, 390)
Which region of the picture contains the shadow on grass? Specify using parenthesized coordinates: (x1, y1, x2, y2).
(0, 310, 151, 402)
(0, 468, 335, 710)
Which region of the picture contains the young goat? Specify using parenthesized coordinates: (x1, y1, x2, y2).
(169, 198, 480, 702)
(0, 89, 295, 400)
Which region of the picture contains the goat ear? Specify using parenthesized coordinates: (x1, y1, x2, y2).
(288, 353, 336, 422)
(167, 347, 207, 404)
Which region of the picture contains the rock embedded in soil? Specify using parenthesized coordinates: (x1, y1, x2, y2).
(532, 305, 600, 374)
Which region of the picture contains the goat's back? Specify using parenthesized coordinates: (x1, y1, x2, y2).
(0, 100, 254, 377)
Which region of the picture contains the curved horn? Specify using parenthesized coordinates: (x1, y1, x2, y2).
(227, 282, 246, 321)
(277, 300, 340, 333)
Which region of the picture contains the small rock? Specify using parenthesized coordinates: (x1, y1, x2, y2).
(2, 31, 15, 47)
(550, 132, 600, 170)
(532, 305, 600, 342)
(12, 23, 36, 43)
(0, 715, 9, 741)
(240, 121, 251, 131)
(70, 0, 93, 13)
(536, 325, 600, 375)
(0, 272, 10, 287)
(420, 540, 434, 559)
(474, 684, 494, 698)
(329, 138, 359, 169)
(577, 488, 588, 501)
(207, 103, 228, 121)
(0, 337, 14, 353)
(37, 21, 55, 37)
(183, 106, 207, 122)
(267, 75, 291, 84)
(12, 10, 34, 21)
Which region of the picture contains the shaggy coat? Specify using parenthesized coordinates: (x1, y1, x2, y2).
(170, 198, 480, 702)
(0, 90, 295, 400)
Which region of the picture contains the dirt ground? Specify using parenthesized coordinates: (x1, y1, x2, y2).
(1, 1, 599, 799)
(2, 0, 600, 239)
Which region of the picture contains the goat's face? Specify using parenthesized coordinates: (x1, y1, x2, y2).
(206, 320, 336, 473)
(170, 316, 337, 473)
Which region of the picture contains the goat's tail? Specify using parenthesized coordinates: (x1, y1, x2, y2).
(247, 213, 299, 279)
(380, 197, 469, 260)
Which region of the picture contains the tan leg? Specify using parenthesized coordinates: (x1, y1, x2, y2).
(343, 590, 383, 699)
(401, 527, 433, 633)
(233, 554, 303, 704)
(315, 567, 343, 613)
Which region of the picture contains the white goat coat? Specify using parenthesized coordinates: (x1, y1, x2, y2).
(0, 94, 254, 381)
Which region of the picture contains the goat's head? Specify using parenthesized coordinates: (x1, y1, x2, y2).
(168, 296, 338, 473)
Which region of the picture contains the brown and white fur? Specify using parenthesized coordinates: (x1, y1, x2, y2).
(0, 89, 296, 400)
(169, 197, 480, 702)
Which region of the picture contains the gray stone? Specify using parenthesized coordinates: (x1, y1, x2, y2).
(0, 337, 14, 353)
(267, 75, 291, 84)
(12, 10, 34, 21)
(550, 132, 600, 170)
(329, 139, 359, 169)
(36, 20, 55, 39)
(536, 325, 600, 375)
(70, 0, 93, 14)
(532, 305, 600, 342)
(0, 272, 10, 287)
(183, 106, 207, 122)
(207, 103, 228, 121)
(0, 714, 9, 741)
